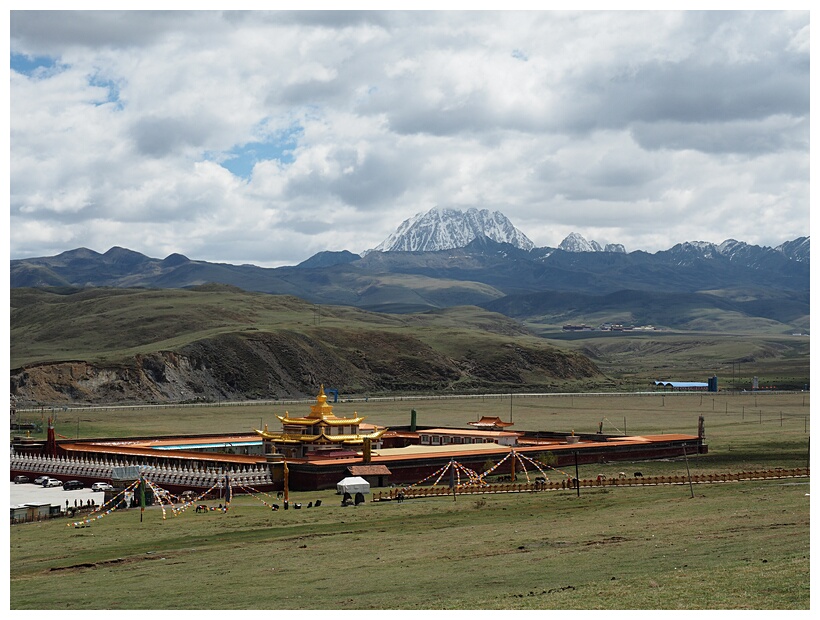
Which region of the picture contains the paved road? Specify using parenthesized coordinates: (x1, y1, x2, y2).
(10, 481, 106, 509)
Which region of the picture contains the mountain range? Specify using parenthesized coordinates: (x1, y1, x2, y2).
(10, 208, 810, 332)
(9, 208, 810, 403)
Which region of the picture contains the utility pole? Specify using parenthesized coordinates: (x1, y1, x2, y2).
(683, 444, 694, 499)
(139, 471, 146, 522)
(283, 460, 290, 510)
(450, 459, 456, 502)
(574, 451, 580, 497)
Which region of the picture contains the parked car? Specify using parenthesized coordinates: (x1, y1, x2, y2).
(63, 480, 83, 490)
(13, 475, 30, 484)
(33, 476, 49, 485)
(91, 482, 113, 492)
(44, 478, 62, 487)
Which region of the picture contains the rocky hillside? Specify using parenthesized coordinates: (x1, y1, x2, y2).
(10, 287, 603, 406)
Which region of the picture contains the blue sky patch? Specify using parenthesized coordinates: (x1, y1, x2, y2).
(88, 74, 123, 109)
(218, 125, 302, 179)
(11, 52, 61, 76)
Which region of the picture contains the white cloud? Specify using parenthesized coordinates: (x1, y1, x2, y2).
(8, 9, 810, 266)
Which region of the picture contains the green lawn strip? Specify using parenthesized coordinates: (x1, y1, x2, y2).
(10, 479, 809, 609)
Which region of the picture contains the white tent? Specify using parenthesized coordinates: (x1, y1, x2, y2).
(336, 476, 370, 495)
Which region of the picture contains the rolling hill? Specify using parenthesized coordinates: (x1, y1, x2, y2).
(10, 286, 603, 405)
(9, 212, 809, 404)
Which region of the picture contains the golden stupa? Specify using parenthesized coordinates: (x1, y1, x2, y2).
(255, 385, 387, 459)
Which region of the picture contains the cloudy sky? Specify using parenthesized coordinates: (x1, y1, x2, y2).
(8, 9, 811, 267)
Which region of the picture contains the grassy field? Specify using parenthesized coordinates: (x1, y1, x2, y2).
(10, 392, 811, 609)
(9, 480, 810, 610)
(9, 288, 530, 369)
(13, 287, 809, 400)
(536, 329, 810, 393)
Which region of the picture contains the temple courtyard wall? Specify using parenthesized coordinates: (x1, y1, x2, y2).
(11, 429, 705, 493)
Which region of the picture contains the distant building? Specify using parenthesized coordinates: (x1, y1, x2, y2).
(654, 380, 709, 391)
(468, 416, 515, 431)
(418, 428, 520, 447)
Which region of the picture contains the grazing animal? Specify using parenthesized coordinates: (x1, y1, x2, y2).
(195, 504, 208, 513)
(618, 472, 627, 479)
(596, 474, 607, 485)
(634, 471, 643, 478)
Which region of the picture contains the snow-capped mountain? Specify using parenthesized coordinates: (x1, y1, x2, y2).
(776, 236, 810, 262)
(659, 237, 811, 270)
(12, 234, 809, 306)
(370, 207, 534, 253)
(369, 209, 806, 266)
(558, 232, 626, 253)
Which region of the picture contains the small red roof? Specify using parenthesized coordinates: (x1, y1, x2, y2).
(468, 416, 515, 428)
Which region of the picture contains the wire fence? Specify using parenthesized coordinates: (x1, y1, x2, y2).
(13, 388, 810, 415)
(373, 467, 811, 501)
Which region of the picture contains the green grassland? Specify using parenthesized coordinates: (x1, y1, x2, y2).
(10, 287, 529, 369)
(8, 285, 811, 609)
(9, 480, 810, 610)
(10, 287, 604, 402)
(11, 287, 810, 401)
(10, 392, 810, 610)
(535, 329, 810, 392)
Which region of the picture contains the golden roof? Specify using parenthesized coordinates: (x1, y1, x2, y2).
(253, 385, 387, 444)
(254, 428, 387, 444)
(276, 385, 365, 425)
(309, 385, 337, 419)
(277, 415, 366, 426)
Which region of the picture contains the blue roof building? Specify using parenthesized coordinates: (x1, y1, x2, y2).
(654, 380, 709, 391)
